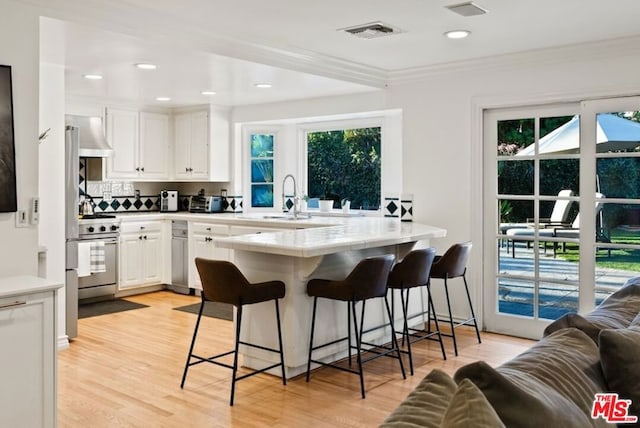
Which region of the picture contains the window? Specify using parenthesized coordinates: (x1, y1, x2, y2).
(306, 127, 381, 210)
(250, 133, 274, 208)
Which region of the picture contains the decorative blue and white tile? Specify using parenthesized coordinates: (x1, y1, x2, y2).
(401, 193, 413, 222)
(384, 195, 400, 218)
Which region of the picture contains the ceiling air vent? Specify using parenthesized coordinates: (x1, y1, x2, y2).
(445, 2, 488, 17)
(340, 22, 402, 40)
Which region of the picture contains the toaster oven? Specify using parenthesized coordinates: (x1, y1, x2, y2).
(189, 196, 223, 213)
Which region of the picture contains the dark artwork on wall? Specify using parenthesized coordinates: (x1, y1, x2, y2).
(0, 65, 17, 213)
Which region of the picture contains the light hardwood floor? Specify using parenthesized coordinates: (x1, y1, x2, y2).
(58, 291, 534, 427)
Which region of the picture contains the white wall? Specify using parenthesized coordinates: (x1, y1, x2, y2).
(0, 1, 40, 277)
(39, 17, 67, 344)
(232, 39, 640, 326)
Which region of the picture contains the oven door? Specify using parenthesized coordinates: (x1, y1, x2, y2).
(78, 237, 118, 300)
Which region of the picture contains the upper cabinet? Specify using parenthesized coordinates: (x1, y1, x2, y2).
(173, 106, 230, 182)
(173, 110, 209, 180)
(105, 108, 170, 181)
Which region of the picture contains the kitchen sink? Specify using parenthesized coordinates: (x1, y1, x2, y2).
(261, 214, 311, 220)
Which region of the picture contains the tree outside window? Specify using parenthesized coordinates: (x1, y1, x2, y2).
(250, 134, 274, 207)
(307, 127, 381, 210)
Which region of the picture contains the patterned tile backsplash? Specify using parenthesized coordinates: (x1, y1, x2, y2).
(78, 158, 241, 214)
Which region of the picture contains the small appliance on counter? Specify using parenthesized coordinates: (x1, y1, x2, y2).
(188, 189, 223, 213)
(160, 190, 179, 212)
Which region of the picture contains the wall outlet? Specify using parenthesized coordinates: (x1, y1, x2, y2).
(15, 210, 28, 227)
(31, 197, 39, 225)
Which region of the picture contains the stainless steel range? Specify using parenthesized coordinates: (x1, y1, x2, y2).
(77, 215, 120, 302)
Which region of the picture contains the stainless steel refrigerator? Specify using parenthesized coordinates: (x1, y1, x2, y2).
(65, 125, 79, 339)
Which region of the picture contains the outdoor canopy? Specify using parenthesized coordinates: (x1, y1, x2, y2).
(517, 113, 640, 156)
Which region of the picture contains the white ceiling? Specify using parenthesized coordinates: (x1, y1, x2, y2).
(28, 0, 640, 107)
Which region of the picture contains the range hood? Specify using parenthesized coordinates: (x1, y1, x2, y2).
(65, 115, 114, 157)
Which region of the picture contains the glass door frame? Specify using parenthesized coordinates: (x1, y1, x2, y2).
(483, 103, 580, 339)
(484, 96, 640, 339)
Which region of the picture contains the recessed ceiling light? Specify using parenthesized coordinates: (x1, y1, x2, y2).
(135, 63, 157, 70)
(201, 91, 217, 95)
(254, 83, 272, 89)
(83, 74, 103, 80)
(156, 97, 171, 101)
(444, 30, 471, 39)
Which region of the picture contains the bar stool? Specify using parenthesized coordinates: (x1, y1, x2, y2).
(387, 248, 446, 375)
(429, 242, 481, 356)
(305, 254, 405, 399)
(180, 258, 286, 406)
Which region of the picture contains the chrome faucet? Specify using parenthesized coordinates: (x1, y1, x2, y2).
(282, 174, 298, 219)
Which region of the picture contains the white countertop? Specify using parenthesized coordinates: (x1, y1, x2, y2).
(114, 211, 447, 257)
(0, 276, 63, 299)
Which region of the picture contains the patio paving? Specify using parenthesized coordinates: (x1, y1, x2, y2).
(496, 244, 638, 319)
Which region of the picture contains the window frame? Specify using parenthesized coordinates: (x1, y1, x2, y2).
(298, 117, 386, 215)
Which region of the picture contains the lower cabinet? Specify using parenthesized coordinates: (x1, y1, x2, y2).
(188, 222, 230, 290)
(0, 277, 60, 428)
(119, 221, 164, 290)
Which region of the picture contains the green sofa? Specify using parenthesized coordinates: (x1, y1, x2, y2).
(381, 278, 640, 428)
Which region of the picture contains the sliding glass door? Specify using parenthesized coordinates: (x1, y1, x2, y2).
(484, 97, 640, 338)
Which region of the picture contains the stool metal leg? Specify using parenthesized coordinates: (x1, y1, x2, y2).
(347, 302, 352, 367)
(463, 273, 482, 344)
(306, 297, 318, 382)
(352, 299, 366, 399)
(442, 275, 458, 356)
(180, 297, 206, 388)
(427, 281, 446, 360)
(274, 299, 287, 385)
(230, 305, 243, 406)
(385, 295, 406, 379)
(399, 288, 413, 375)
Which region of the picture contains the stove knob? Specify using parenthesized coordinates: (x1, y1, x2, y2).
(110, 225, 118, 231)
(88, 226, 95, 232)
(100, 226, 106, 232)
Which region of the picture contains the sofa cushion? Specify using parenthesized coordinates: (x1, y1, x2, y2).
(543, 281, 640, 340)
(598, 326, 640, 420)
(380, 369, 457, 428)
(454, 328, 608, 428)
(440, 379, 505, 428)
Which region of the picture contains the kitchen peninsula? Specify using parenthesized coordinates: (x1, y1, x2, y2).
(115, 211, 445, 377)
(212, 215, 446, 378)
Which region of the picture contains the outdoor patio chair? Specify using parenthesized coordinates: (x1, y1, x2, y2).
(503, 189, 574, 257)
(553, 193, 610, 256)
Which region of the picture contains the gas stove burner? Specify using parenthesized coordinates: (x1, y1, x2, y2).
(81, 213, 117, 219)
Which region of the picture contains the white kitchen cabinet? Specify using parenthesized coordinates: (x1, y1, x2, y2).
(105, 107, 138, 179)
(138, 111, 170, 179)
(173, 106, 230, 181)
(0, 276, 61, 428)
(119, 221, 164, 290)
(188, 222, 230, 290)
(105, 108, 170, 180)
(174, 110, 209, 180)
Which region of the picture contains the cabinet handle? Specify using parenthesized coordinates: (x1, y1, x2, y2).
(135, 167, 140, 172)
(144, 235, 147, 240)
(140, 167, 145, 172)
(140, 226, 145, 230)
(185, 167, 189, 172)
(206, 227, 211, 231)
(0, 300, 27, 309)
(139, 236, 143, 240)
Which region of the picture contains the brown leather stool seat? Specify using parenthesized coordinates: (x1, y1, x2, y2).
(387, 248, 446, 375)
(180, 258, 286, 406)
(305, 254, 405, 399)
(429, 242, 481, 356)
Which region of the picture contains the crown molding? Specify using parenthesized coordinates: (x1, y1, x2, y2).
(388, 35, 640, 86)
(19, 0, 387, 88)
